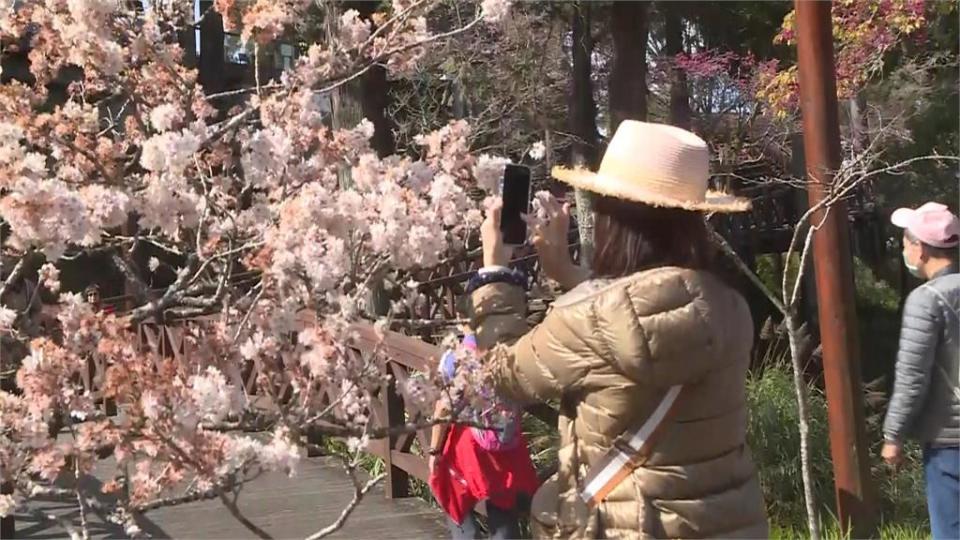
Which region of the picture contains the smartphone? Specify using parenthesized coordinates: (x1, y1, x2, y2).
(500, 164, 531, 245)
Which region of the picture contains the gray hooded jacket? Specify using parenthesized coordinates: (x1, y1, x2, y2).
(883, 266, 959, 446)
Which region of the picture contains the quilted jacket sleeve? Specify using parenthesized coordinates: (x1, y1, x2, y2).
(470, 281, 597, 405)
(883, 285, 944, 442)
(469, 281, 529, 351)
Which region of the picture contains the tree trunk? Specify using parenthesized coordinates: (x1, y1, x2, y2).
(574, 189, 595, 271)
(198, 1, 226, 95)
(333, 1, 396, 158)
(325, 10, 363, 181)
(608, 1, 649, 130)
(785, 311, 822, 540)
(570, 2, 599, 169)
(329, 2, 396, 318)
(848, 93, 890, 282)
(352, 4, 396, 156)
(664, 2, 691, 129)
(712, 222, 822, 540)
(848, 93, 869, 156)
(569, 1, 600, 269)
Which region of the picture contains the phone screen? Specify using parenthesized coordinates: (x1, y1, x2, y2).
(500, 164, 531, 245)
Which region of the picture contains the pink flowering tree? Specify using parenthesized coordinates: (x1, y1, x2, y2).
(653, 49, 781, 131)
(0, 0, 512, 536)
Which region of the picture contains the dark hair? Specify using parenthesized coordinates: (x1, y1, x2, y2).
(590, 195, 715, 279)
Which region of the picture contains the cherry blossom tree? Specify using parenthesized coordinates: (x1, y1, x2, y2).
(0, 0, 512, 536)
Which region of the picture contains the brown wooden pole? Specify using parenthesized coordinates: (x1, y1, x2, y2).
(0, 480, 13, 538)
(382, 362, 410, 499)
(794, 1, 876, 535)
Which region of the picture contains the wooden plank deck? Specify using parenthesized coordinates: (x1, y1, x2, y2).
(12, 456, 448, 539)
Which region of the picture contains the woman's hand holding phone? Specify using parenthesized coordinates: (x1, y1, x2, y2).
(528, 193, 586, 290)
(480, 199, 515, 268)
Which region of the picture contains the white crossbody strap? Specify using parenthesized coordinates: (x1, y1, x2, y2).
(580, 385, 683, 507)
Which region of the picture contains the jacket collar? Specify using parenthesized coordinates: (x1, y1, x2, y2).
(931, 263, 958, 280)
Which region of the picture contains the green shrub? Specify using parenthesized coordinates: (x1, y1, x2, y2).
(747, 363, 928, 536)
(747, 364, 834, 526)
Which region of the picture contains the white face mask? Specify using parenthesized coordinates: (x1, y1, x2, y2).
(903, 252, 922, 278)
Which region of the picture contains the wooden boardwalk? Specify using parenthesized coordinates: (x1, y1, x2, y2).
(12, 456, 448, 539)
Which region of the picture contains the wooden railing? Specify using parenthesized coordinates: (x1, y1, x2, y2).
(135, 318, 557, 497)
(351, 322, 440, 495)
(348, 323, 558, 498)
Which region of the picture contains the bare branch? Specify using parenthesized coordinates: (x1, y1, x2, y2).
(201, 107, 259, 150)
(231, 286, 265, 344)
(301, 411, 495, 442)
(304, 468, 385, 540)
(784, 311, 820, 540)
(127, 255, 200, 323)
(789, 220, 820, 308)
(783, 154, 960, 299)
(202, 4, 485, 151)
(134, 479, 235, 511)
(707, 221, 786, 315)
(0, 255, 27, 302)
(111, 253, 150, 306)
(74, 460, 91, 540)
(204, 83, 283, 101)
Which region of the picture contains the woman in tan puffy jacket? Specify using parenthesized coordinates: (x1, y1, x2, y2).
(468, 121, 768, 538)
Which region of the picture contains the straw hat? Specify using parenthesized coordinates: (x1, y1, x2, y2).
(552, 120, 750, 213)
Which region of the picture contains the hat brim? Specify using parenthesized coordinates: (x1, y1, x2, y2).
(552, 166, 751, 214)
(890, 208, 916, 229)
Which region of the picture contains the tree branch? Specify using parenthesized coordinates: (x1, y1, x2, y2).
(304, 468, 385, 540)
(0, 255, 27, 302)
(706, 221, 785, 315)
(111, 253, 150, 306)
(127, 254, 199, 323)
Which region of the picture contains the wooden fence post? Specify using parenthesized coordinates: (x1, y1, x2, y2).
(1, 480, 13, 538)
(382, 362, 409, 499)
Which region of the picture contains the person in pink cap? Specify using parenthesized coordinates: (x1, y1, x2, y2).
(882, 202, 959, 540)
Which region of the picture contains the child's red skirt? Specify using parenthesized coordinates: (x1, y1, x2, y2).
(428, 424, 540, 525)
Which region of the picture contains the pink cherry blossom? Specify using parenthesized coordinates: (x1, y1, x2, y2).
(339, 10, 372, 50)
(189, 367, 245, 424)
(480, 0, 511, 24)
(149, 103, 183, 132)
(528, 141, 546, 161)
(0, 494, 16, 518)
(140, 129, 203, 174)
(0, 306, 17, 331)
(259, 427, 301, 476)
(38, 263, 60, 293)
(0, 0, 506, 530)
(473, 154, 508, 193)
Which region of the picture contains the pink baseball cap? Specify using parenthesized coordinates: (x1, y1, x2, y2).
(891, 202, 960, 248)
